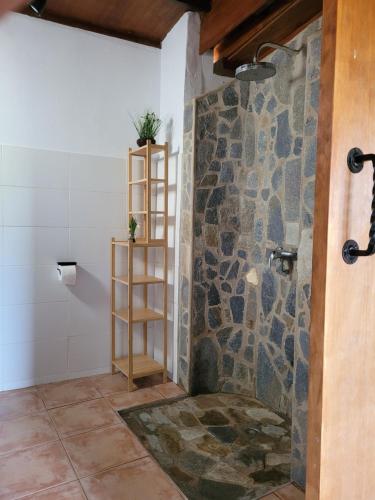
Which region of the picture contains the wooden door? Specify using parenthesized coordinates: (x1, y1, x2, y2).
(307, 0, 375, 498)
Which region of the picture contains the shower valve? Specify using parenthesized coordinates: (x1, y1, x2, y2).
(268, 247, 297, 274)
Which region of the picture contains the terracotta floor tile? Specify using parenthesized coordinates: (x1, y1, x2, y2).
(91, 373, 133, 396)
(62, 424, 148, 478)
(38, 378, 101, 409)
(275, 483, 305, 500)
(0, 389, 45, 421)
(154, 382, 185, 399)
(0, 441, 75, 499)
(49, 398, 120, 438)
(0, 411, 58, 456)
(81, 456, 185, 500)
(22, 480, 86, 499)
(135, 374, 170, 388)
(106, 387, 164, 411)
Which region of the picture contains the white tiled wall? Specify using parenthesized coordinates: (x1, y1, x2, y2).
(0, 145, 127, 390)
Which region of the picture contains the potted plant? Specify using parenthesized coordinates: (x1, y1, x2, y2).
(129, 216, 137, 242)
(132, 111, 162, 147)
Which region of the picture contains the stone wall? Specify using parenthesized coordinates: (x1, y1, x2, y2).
(177, 20, 321, 488)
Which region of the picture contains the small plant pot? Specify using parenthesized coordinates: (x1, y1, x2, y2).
(137, 138, 156, 147)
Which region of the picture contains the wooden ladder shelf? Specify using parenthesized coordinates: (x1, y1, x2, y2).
(111, 141, 168, 391)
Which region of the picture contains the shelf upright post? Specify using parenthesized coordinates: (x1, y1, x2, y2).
(163, 142, 168, 383)
(111, 237, 116, 374)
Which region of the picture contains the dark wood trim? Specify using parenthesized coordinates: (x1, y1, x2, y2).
(174, 0, 211, 12)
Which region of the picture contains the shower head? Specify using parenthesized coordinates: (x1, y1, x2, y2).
(235, 42, 302, 82)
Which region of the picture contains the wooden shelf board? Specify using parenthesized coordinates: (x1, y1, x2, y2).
(129, 178, 147, 185)
(113, 275, 164, 285)
(113, 354, 164, 379)
(129, 211, 147, 215)
(113, 307, 164, 323)
(112, 240, 166, 247)
(130, 144, 165, 157)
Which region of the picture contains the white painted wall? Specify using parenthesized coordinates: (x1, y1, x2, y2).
(0, 13, 160, 390)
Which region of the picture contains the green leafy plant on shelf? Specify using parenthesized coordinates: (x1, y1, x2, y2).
(129, 216, 138, 243)
(132, 111, 162, 147)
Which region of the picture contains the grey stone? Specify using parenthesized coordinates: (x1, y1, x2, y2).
(230, 143, 242, 159)
(276, 110, 292, 158)
(217, 327, 232, 347)
(198, 112, 217, 140)
(294, 136, 303, 156)
(310, 80, 320, 111)
(192, 286, 206, 336)
(219, 261, 231, 277)
(208, 283, 220, 306)
(285, 335, 295, 366)
(304, 140, 317, 177)
(267, 196, 285, 244)
(219, 122, 230, 135)
(199, 478, 247, 500)
(210, 160, 221, 172)
(300, 330, 309, 360)
(258, 130, 267, 156)
(272, 167, 283, 191)
(295, 360, 308, 404)
(205, 250, 218, 266)
(197, 142, 214, 182)
(208, 307, 222, 329)
(219, 107, 238, 122)
(193, 257, 203, 281)
(244, 113, 255, 167)
(305, 116, 317, 136)
(195, 189, 209, 213)
(216, 137, 227, 158)
(255, 93, 265, 114)
(293, 84, 305, 133)
(207, 426, 238, 443)
(230, 117, 242, 140)
(240, 81, 249, 109)
(261, 188, 270, 201)
(223, 85, 239, 106)
(286, 283, 296, 317)
(207, 92, 218, 105)
(229, 330, 243, 352)
(255, 219, 263, 242)
(251, 244, 262, 264)
(207, 186, 226, 208)
(227, 260, 240, 280)
(206, 268, 217, 279)
(238, 250, 247, 259)
(205, 208, 218, 224)
(257, 343, 283, 410)
(221, 232, 235, 256)
(200, 174, 218, 187)
(261, 270, 277, 317)
(270, 317, 285, 348)
(236, 279, 245, 294)
(304, 181, 315, 212)
(267, 96, 277, 113)
(221, 282, 231, 293)
(244, 346, 253, 362)
(222, 354, 234, 376)
(230, 297, 245, 324)
(285, 159, 301, 222)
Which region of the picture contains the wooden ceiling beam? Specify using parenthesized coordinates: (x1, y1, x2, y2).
(213, 0, 322, 76)
(174, 0, 211, 12)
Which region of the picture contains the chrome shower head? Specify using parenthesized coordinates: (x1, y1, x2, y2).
(235, 42, 302, 82)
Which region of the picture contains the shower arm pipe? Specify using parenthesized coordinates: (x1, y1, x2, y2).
(254, 42, 302, 63)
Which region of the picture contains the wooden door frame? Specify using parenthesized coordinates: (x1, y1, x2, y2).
(307, 0, 375, 498)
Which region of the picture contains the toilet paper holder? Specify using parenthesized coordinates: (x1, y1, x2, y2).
(57, 261, 77, 285)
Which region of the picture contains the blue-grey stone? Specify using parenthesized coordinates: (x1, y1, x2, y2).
(285, 335, 295, 366)
(219, 261, 231, 277)
(192, 285, 205, 336)
(247, 172, 258, 189)
(284, 370, 293, 391)
(206, 268, 217, 279)
(219, 107, 238, 122)
(310, 80, 320, 112)
(230, 117, 242, 140)
(227, 260, 240, 280)
(236, 279, 245, 294)
(286, 283, 296, 317)
(271, 126, 276, 138)
(304, 181, 315, 211)
(209, 160, 221, 172)
(197, 142, 214, 182)
(220, 161, 234, 183)
(271, 167, 283, 191)
(261, 269, 276, 317)
(229, 184, 239, 195)
(216, 137, 227, 159)
(276, 110, 292, 158)
(205, 250, 218, 266)
(192, 337, 219, 394)
(230, 143, 242, 159)
(300, 330, 310, 360)
(223, 354, 234, 376)
(267, 196, 284, 244)
(193, 257, 203, 281)
(217, 327, 232, 347)
(267, 96, 277, 113)
(221, 282, 232, 293)
(303, 284, 310, 299)
(257, 343, 282, 409)
(201, 174, 218, 187)
(230, 215, 240, 232)
(294, 136, 303, 156)
(240, 81, 249, 110)
(255, 93, 265, 114)
(197, 112, 217, 140)
(238, 250, 247, 259)
(207, 92, 218, 105)
(207, 186, 226, 208)
(304, 141, 316, 177)
(303, 210, 313, 228)
(251, 244, 262, 264)
(261, 188, 270, 201)
(293, 84, 305, 133)
(230, 297, 245, 324)
(270, 317, 285, 347)
(194, 217, 202, 237)
(248, 333, 255, 345)
(244, 346, 254, 362)
(197, 98, 209, 114)
(229, 330, 243, 352)
(195, 189, 209, 213)
(244, 114, 255, 167)
(242, 262, 250, 273)
(221, 232, 235, 256)
(255, 219, 263, 242)
(205, 208, 218, 225)
(223, 85, 238, 106)
(219, 122, 230, 135)
(305, 116, 317, 136)
(258, 130, 267, 156)
(285, 159, 301, 222)
(295, 360, 308, 404)
(208, 307, 222, 329)
(208, 283, 220, 306)
(245, 189, 257, 198)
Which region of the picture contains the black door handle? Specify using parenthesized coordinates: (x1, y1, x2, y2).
(342, 148, 375, 264)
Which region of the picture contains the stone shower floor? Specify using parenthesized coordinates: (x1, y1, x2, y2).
(120, 393, 291, 500)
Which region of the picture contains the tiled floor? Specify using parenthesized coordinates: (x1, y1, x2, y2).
(0, 373, 186, 499)
(0, 374, 305, 500)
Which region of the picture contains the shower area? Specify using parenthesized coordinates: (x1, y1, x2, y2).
(176, 19, 321, 493)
